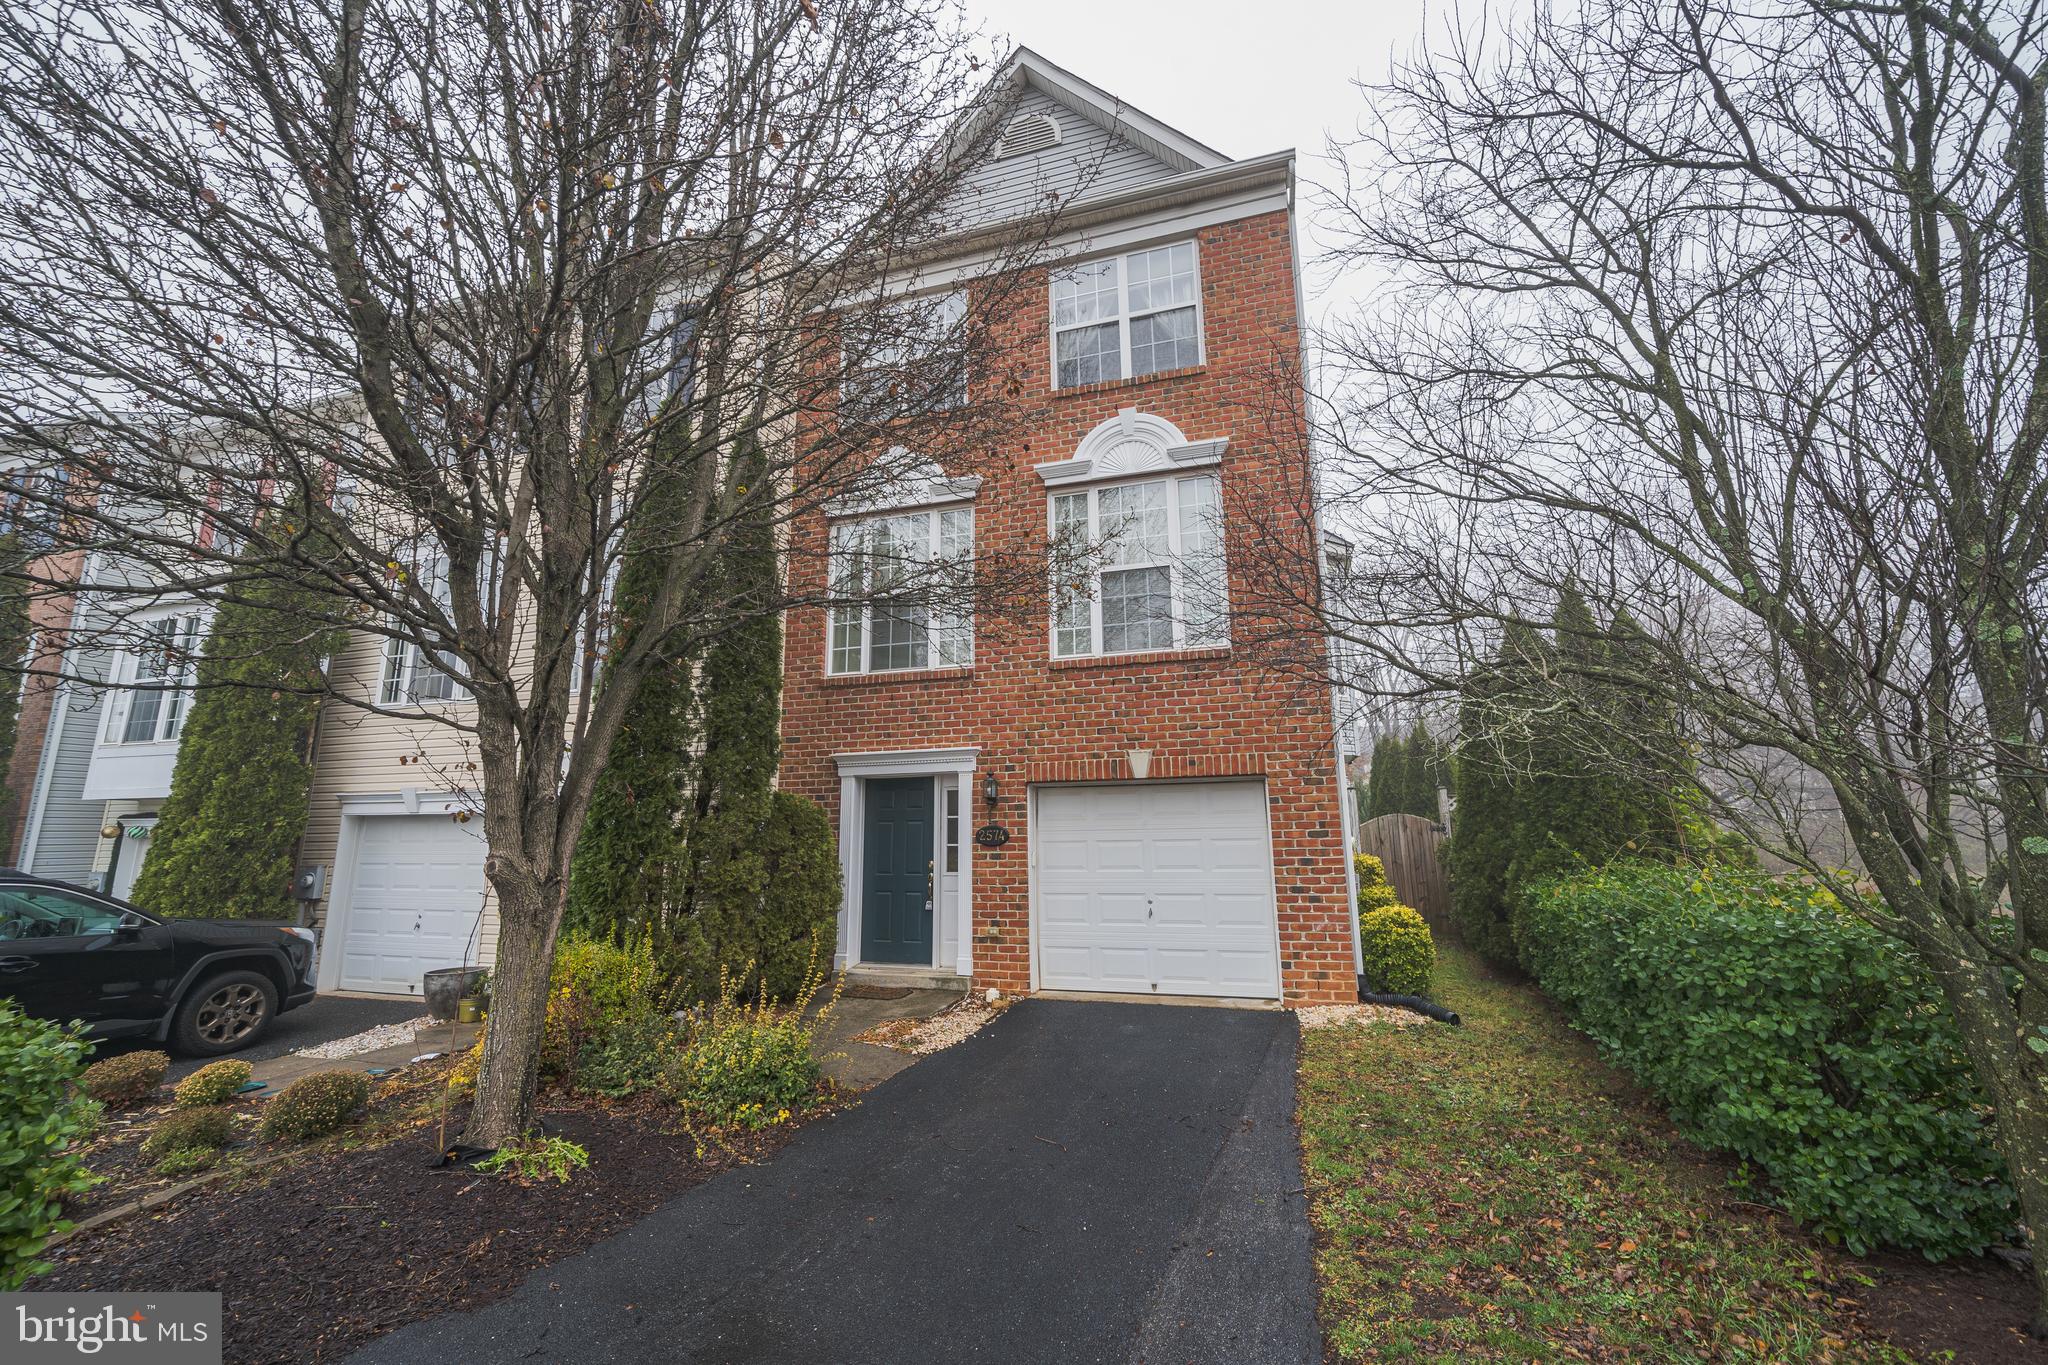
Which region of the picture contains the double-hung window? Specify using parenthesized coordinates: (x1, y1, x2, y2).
(106, 612, 202, 744)
(1050, 243, 1202, 389)
(843, 291, 968, 420)
(828, 505, 973, 674)
(1051, 472, 1226, 659)
(379, 556, 468, 704)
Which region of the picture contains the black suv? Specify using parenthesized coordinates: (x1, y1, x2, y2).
(0, 872, 316, 1055)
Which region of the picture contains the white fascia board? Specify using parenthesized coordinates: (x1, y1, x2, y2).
(1008, 48, 1229, 171)
(850, 151, 1294, 305)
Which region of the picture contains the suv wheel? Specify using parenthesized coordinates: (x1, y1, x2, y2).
(173, 969, 278, 1056)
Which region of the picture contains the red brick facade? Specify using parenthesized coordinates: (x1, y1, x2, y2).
(779, 209, 1355, 1005)
(5, 548, 85, 862)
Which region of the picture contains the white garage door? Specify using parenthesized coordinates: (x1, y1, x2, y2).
(1036, 781, 1280, 998)
(339, 816, 489, 995)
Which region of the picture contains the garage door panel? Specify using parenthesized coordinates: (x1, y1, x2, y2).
(1035, 781, 1279, 999)
(338, 817, 489, 995)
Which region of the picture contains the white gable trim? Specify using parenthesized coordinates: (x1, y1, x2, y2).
(1036, 408, 1228, 488)
(1007, 49, 1227, 173)
(824, 447, 983, 518)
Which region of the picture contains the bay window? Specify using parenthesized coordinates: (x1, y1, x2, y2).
(1051, 471, 1226, 658)
(1051, 242, 1202, 389)
(828, 505, 974, 674)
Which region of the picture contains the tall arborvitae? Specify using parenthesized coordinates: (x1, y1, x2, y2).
(128, 517, 347, 919)
(0, 531, 33, 854)
(1404, 719, 1443, 819)
(1444, 622, 1544, 965)
(664, 440, 838, 1000)
(1362, 732, 1398, 820)
(565, 409, 702, 942)
(1505, 585, 1655, 887)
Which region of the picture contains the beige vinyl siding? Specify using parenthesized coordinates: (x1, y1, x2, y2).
(299, 627, 500, 973)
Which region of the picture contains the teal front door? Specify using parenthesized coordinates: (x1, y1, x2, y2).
(861, 777, 934, 965)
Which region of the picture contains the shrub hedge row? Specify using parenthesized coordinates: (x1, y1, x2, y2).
(1514, 860, 2012, 1258)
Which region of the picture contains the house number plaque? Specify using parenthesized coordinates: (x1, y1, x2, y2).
(973, 823, 1011, 848)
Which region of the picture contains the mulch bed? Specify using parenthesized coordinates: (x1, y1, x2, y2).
(1852, 1250, 2043, 1363)
(41, 1072, 806, 1364)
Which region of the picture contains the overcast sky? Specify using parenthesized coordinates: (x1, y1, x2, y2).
(969, 0, 1434, 315)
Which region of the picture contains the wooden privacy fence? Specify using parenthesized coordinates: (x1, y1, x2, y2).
(1359, 813, 1451, 933)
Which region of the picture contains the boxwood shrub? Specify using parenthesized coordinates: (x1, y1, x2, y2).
(1514, 860, 2012, 1257)
(1358, 904, 1435, 997)
(260, 1070, 369, 1142)
(0, 1001, 98, 1289)
(141, 1107, 234, 1162)
(79, 1050, 168, 1107)
(173, 1059, 251, 1108)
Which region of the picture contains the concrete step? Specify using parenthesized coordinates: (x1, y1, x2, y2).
(841, 965, 972, 994)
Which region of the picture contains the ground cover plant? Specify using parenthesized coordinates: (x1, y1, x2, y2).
(1297, 944, 2040, 1361)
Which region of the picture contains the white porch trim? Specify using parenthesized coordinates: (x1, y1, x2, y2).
(832, 747, 979, 976)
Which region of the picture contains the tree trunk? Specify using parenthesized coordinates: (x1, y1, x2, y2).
(460, 861, 559, 1147)
(1926, 951, 2048, 1335)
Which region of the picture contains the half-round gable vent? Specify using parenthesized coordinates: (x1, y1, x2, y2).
(996, 111, 1062, 159)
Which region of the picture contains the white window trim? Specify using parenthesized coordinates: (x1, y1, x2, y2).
(376, 555, 471, 707)
(826, 503, 976, 677)
(842, 289, 969, 420)
(101, 607, 206, 746)
(1048, 470, 1229, 661)
(1048, 240, 1206, 391)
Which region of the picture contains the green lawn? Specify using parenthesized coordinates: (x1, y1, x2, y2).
(1298, 943, 1912, 1362)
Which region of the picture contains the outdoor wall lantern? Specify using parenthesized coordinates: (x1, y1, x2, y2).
(982, 775, 999, 808)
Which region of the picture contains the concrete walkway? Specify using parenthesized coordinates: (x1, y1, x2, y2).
(810, 985, 965, 1089)
(350, 999, 1319, 1364)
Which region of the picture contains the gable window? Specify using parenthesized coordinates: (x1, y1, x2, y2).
(843, 291, 968, 420)
(379, 556, 469, 704)
(1051, 471, 1226, 659)
(1050, 242, 1201, 389)
(828, 505, 973, 674)
(105, 611, 203, 744)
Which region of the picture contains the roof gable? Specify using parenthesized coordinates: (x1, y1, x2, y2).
(937, 49, 1230, 233)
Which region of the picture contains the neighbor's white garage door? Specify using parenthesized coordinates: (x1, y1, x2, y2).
(1035, 781, 1280, 998)
(338, 816, 489, 995)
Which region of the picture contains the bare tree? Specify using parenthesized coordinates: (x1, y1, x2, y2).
(0, 0, 1055, 1143)
(1302, 0, 2048, 1318)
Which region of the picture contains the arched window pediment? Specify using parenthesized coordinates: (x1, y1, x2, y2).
(1035, 408, 1227, 488)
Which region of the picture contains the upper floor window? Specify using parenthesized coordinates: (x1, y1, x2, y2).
(1051, 471, 1226, 659)
(1051, 242, 1202, 389)
(104, 611, 203, 744)
(843, 291, 968, 420)
(378, 556, 469, 704)
(828, 505, 973, 674)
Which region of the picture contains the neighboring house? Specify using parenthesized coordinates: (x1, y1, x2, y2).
(779, 50, 1358, 1005)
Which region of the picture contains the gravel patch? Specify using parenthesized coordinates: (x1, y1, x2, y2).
(1295, 1002, 1430, 1031)
(853, 998, 1003, 1054)
(293, 1016, 436, 1059)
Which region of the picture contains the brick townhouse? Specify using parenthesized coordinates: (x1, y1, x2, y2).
(779, 50, 1359, 1006)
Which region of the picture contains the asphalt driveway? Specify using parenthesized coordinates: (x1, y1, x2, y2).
(351, 998, 1320, 1364)
(94, 993, 426, 1081)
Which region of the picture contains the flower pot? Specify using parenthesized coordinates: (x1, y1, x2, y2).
(422, 967, 487, 1022)
(456, 997, 484, 1024)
